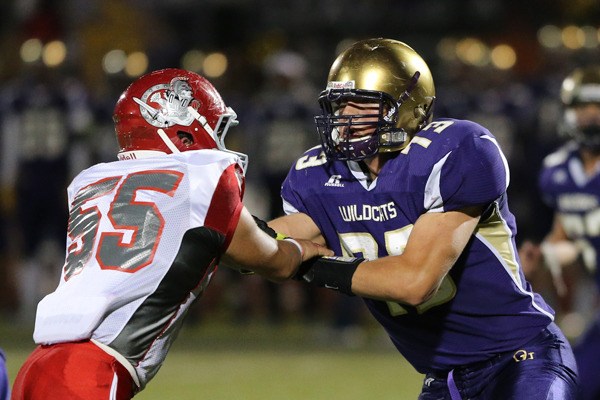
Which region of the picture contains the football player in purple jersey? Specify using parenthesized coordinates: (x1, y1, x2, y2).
(267, 38, 579, 399)
(521, 66, 600, 400)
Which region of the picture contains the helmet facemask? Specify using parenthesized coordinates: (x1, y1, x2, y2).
(212, 108, 248, 174)
(316, 89, 402, 160)
(562, 106, 600, 152)
(182, 104, 247, 173)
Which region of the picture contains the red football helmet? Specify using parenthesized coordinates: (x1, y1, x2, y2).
(113, 68, 247, 171)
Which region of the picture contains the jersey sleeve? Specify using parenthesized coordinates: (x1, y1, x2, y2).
(425, 129, 509, 212)
(537, 149, 568, 210)
(204, 163, 244, 249)
(280, 156, 313, 215)
(538, 168, 557, 209)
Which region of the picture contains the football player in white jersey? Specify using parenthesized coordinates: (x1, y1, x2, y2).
(11, 68, 332, 399)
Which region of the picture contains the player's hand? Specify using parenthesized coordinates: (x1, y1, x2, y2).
(518, 240, 543, 277)
(252, 214, 333, 261)
(294, 238, 334, 262)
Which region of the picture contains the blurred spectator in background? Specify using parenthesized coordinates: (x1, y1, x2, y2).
(520, 65, 600, 400)
(241, 50, 321, 324)
(0, 62, 94, 321)
(247, 49, 318, 219)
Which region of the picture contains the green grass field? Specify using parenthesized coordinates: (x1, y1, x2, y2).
(137, 349, 421, 399)
(3, 320, 423, 399)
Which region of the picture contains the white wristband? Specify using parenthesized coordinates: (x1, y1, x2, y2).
(284, 238, 304, 258)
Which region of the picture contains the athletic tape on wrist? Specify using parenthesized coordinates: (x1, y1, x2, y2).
(275, 232, 288, 240)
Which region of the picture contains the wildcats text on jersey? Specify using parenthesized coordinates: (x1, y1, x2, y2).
(339, 201, 397, 222)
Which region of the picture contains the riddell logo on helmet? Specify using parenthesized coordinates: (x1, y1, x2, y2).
(118, 152, 137, 160)
(326, 81, 355, 90)
(134, 77, 202, 128)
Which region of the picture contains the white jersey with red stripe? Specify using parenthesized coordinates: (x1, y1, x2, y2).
(33, 149, 244, 390)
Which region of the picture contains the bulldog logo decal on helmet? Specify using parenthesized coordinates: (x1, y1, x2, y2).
(133, 77, 201, 128)
(114, 68, 248, 174)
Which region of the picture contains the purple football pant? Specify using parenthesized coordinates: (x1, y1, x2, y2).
(418, 323, 578, 400)
(0, 349, 9, 400)
(573, 313, 600, 400)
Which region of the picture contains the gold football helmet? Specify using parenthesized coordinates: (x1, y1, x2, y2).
(561, 66, 600, 106)
(315, 38, 436, 160)
(560, 65, 600, 149)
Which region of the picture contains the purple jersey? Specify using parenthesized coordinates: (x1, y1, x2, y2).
(539, 141, 600, 289)
(281, 118, 554, 373)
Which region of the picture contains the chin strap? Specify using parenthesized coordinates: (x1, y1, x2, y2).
(157, 128, 181, 153)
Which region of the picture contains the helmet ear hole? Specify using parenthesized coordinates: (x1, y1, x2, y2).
(177, 131, 194, 147)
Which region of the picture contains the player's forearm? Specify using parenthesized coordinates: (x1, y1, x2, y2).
(296, 254, 447, 305)
(266, 219, 290, 236)
(269, 213, 325, 245)
(223, 236, 302, 280)
(351, 256, 445, 305)
(541, 240, 580, 266)
(226, 208, 301, 279)
(228, 212, 334, 281)
(541, 216, 580, 268)
(255, 239, 304, 281)
(348, 212, 474, 304)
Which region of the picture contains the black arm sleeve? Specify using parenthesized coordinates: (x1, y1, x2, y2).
(294, 256, 364, 296)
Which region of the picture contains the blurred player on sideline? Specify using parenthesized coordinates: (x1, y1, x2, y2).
(11, 68, 331, 399)
(0, 348, 8, 400)
(268, 38, 579, 399)
(520, 66, 600, 400)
